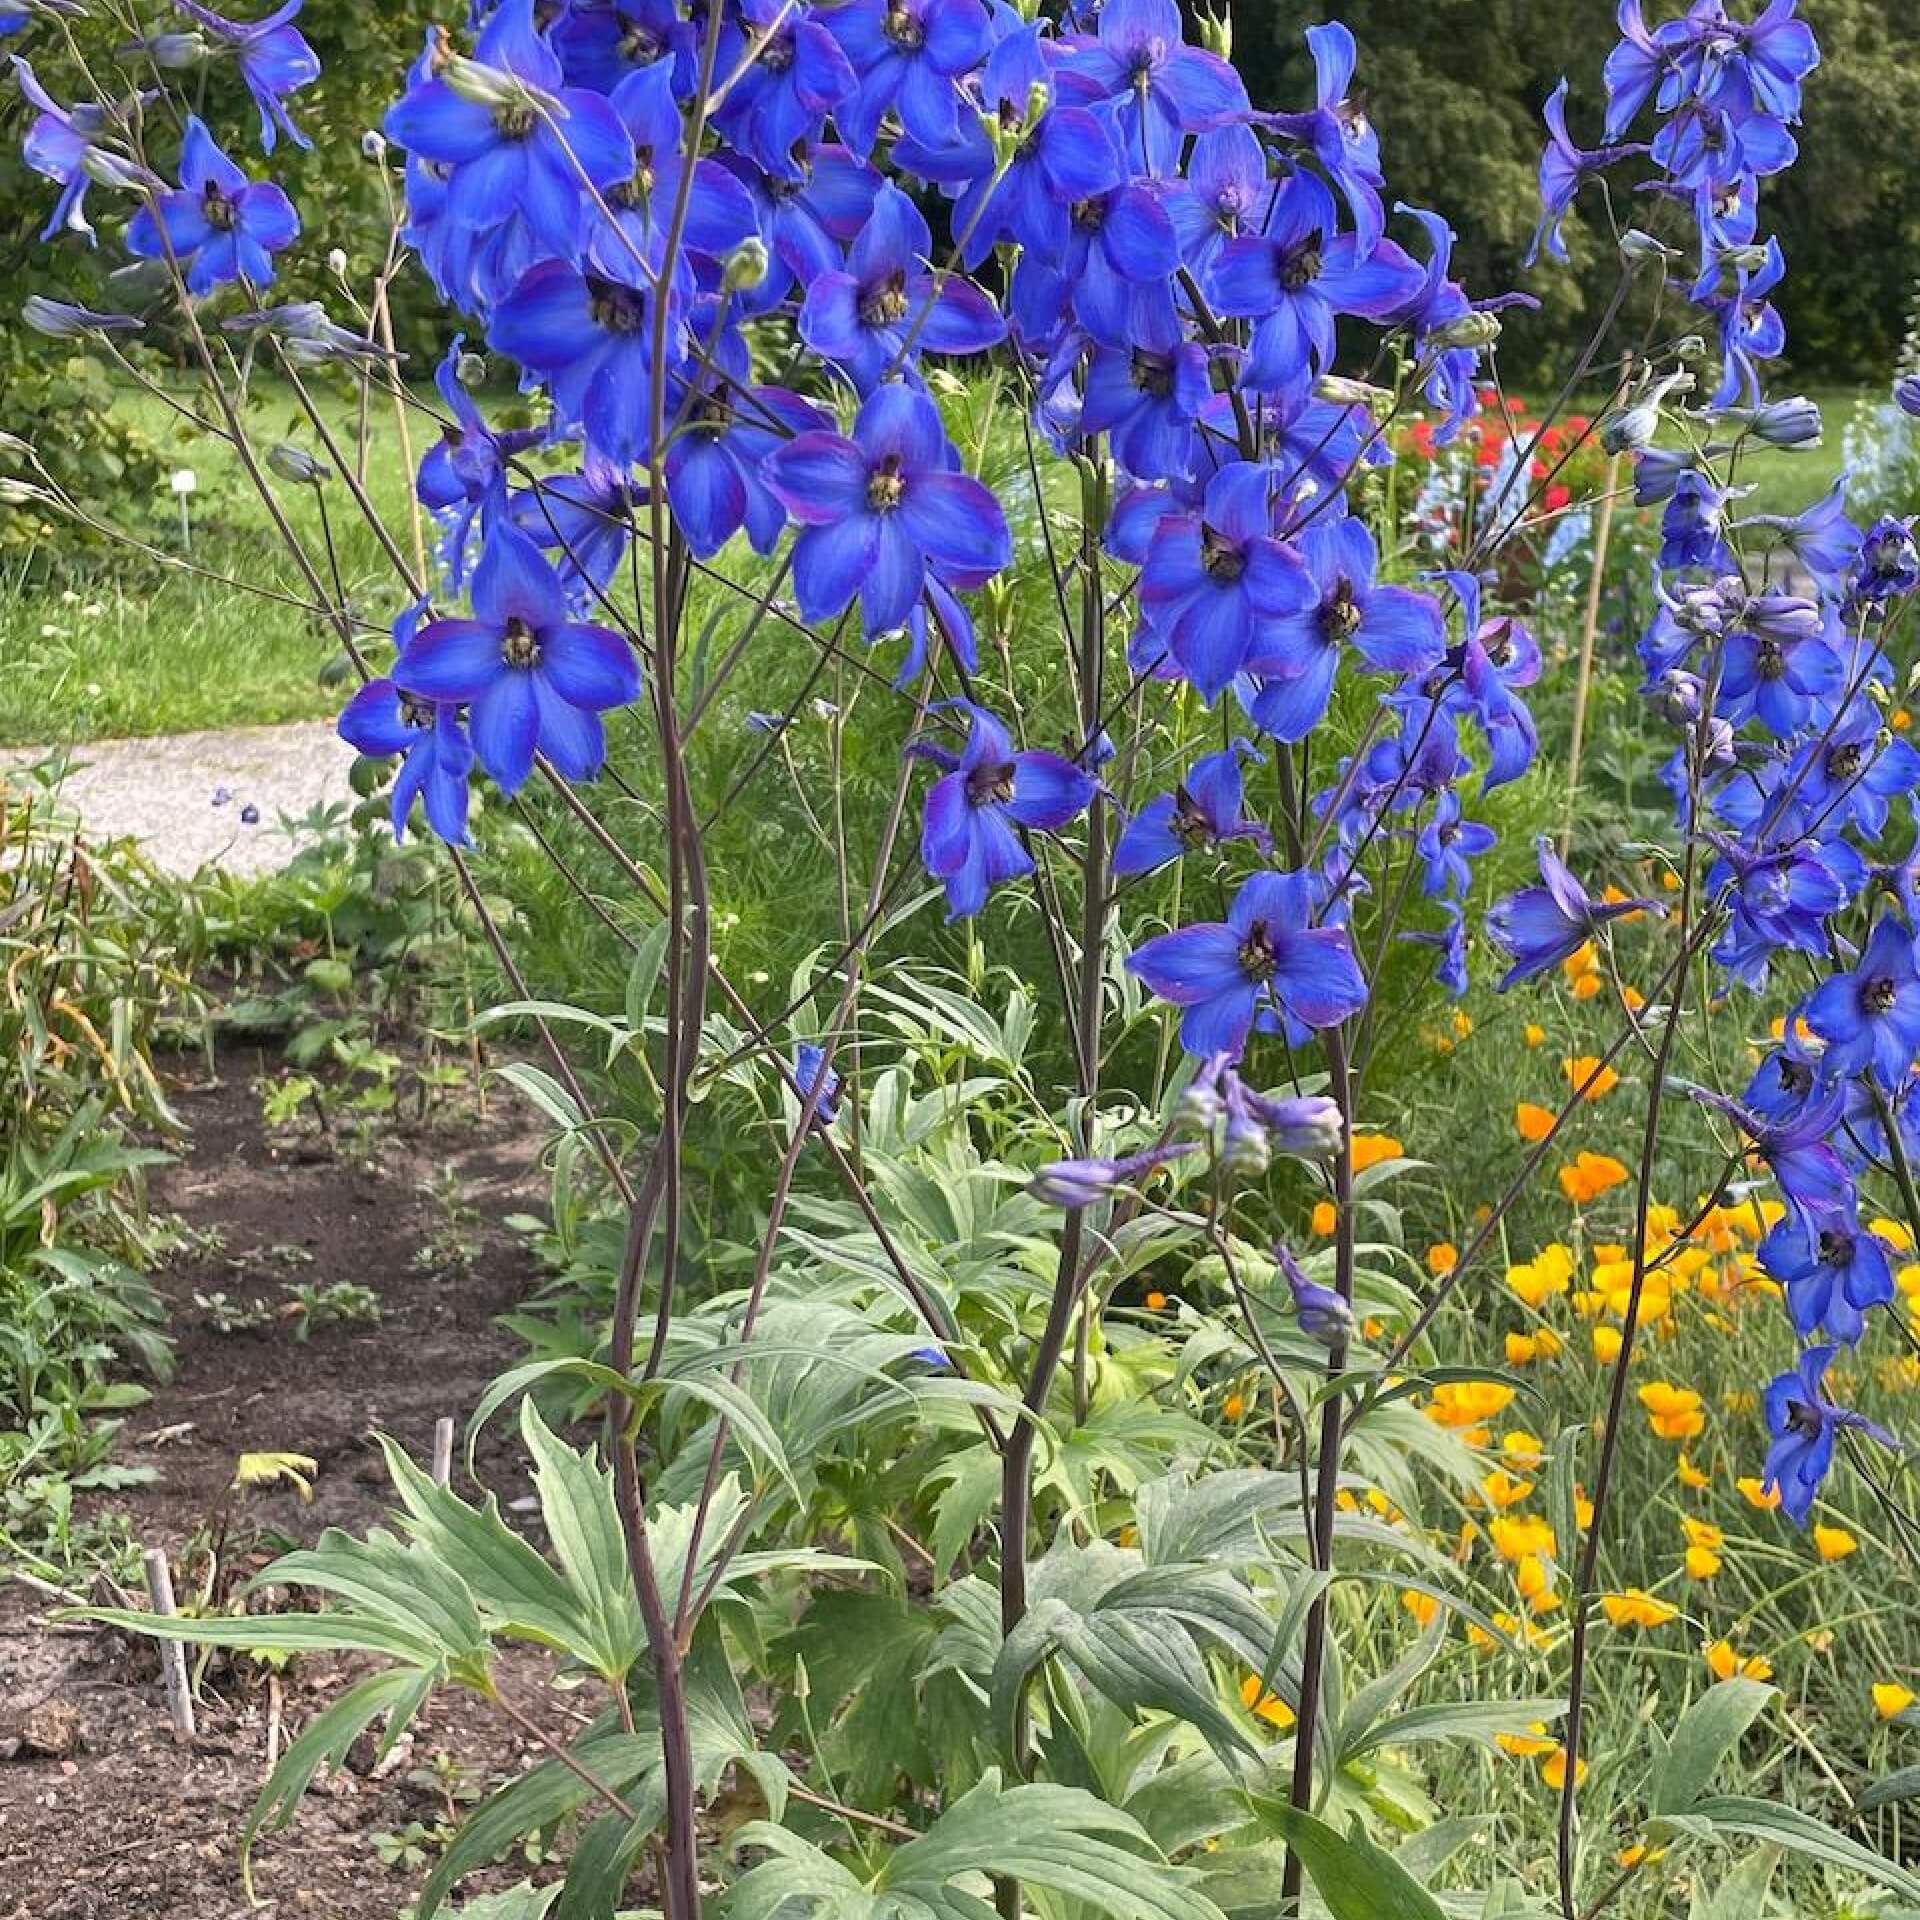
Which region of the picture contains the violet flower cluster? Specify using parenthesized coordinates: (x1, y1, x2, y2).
(1492, 0, 1907, 1524)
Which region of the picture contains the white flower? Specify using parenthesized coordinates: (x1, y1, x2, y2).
(169, 468, 197, 496)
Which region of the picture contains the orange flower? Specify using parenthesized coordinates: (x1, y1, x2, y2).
(1351, 1133, 1404, 1172)
(1401, 1588, 1440, 1628)
(1592, 1325, 1622, 1365)
(1427, 1241, 1459, 1276)
(1524, 1022, 1547, 1048)
(1602, 1589, 1678, 1628)
(1482, 1468, 1535, 1510)
(1559, 1152, 1630, 1205)
(1144, 1290, 1168, 1311)
(1425, 1381, 1516, 1432)
(1240, 1674, 1295, 1729)
(1736, 1476, 1781, 1511)
(1704, 1638, 1773, 1682)
(1563, 1056, 1620, 1101)
(1516, 1101, 1556, 1143)
(1540, 1747, 1587, 1791)
(1311, 1200, 1337, 1236)
(1677, 1452, 1710, 1490)
(1813, 1524, 1858, 1561)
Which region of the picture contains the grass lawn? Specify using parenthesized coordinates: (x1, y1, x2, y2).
(0, 377, 430, 749)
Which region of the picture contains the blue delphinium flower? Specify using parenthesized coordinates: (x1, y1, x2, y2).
(125, 115, 300, 293)
(1852, 516, 1920, 604)
(1278, 1243, 1355, 1349)
(551, 0, 694, 97)
(1244, 516, 1446, 741)
(1264, 22, 1385, 253)
(1527, 78, 1644, 265)
(1029, 1141, 1198, 1207)
(511, 456, 639, 595)
(173, 0, 321, 153)
(14, 57, 119, 243)
(792, 1042, 841, 1128)
(1487, 836, 1658, 990)
(1139, 462, 1316, 701)
(1762, 1344, 1894, 1527)
(384, 0, 633, 258)
(393, 523, 641, 792)
(1690, 1086, 1856, 1234)
(1209, 171, 1424, 388)
(1128, 869, 1367, 1056)
(823, 0, 989, 158)
(21, 297, 144, 336)
(1758, 1215, 1894, 1347)
(1112, 738, 1271, 875)
(761, 385, 1011, 636)
(417, 341, 545, 588)
(711, 0, 856, 179)
(1069, 0, 1247, 175)
(1078, 342, 1211, 483)
(664, 376, 826, 561)
(1165, 124, 1268, 279)
(1414, 791, 1496, 899)
(1805, 915, 1920, 1086)
(798, 181, 1004, 393)
(336, 677, 475, 846)
(918, 704, 1095, 919)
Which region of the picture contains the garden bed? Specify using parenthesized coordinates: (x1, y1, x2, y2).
(0, 1049, 557, 1919)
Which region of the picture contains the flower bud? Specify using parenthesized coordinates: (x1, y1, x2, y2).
(457, 350, 488, 387)
(1174, 1052, 1231, 1134)
(1599, 404, 1658, 455)
(1618, 228, 1680, 267)
(1672, 333, 1709, 364)
(1312, 374, 1391, 411)
(1651, 668, 1703, 725)
(361, 130, 388, 164)
(124, 30, 207, 68)
(1278, 1245, 1353, 1349)
(80, 148, 154, 192)
(1218, 1113, 1271, 1180)
(1746, 395, 1823, 448)
(266, 444, 330, 485)
(22, 296, 142, 338)
(1245, 1093, 1344, 1158)
(1896, 375, 1920, 421)
(723, 236, 769, 292)
(0, 477, 55, 508)
(1429, 310, 1502, 351)
(443, 55, 546, 111)
(324, 247, 348, 279)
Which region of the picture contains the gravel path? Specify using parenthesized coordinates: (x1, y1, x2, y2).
(1, 718, 355, 879)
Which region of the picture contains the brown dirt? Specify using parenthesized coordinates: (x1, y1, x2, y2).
(0, 1048, 584, 1920)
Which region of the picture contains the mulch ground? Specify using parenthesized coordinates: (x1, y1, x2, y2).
(0, 1045, 585, 1919)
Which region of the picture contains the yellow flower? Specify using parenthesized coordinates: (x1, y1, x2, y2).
(1704, 1638, 1772, 1682)
(1516, 1101, 1556, 1143)
(1427, 1241, 1459, 1277)
(1524, 1022, 1547, 1048)
(1508, 1245, 1575, 1309)
(1401, 1588, 1440, 1628)
(1489, 1514, 1557, 1563)
(1872, 1216, 1914, 1253)
(1677, 1452, 1710, 1490)
(1684, 1545, 1722, 1581)
(1452, 1007, 1474, 1039)
(1615, 1843, 1666, 1869)
(1502, 1430, 1547, 1470)
(1736, 1476, 1781, 1511)
(1601, 1588, 1679, 1628)
(1592, 1325, 1623, 1365)
(1506, 1331, 1541, 1366)
(1813, 1524, 1858, 1562)
(1874, 1684, 1916, 1720)
(1311, 1200, 1337, 1236)
(1239, 1674, 1295, 1729)
(1351, 1133, 1404, 1172)
(1574, 1489, 1595, 1530)
(1540, 1747, 1587, 1790)
(1425, 1381, 1516, 1431)
(1482, 1469, 1534, 1510)
(1563, 1056, 1621, 1101)
(1498, 1725, 1557, 1758)
(1681, 1516, 1724, 1551)
(1637, 1381, 1706, 1442)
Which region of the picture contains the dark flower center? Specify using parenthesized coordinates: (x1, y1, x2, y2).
(494, 103, 538, 140)
(1777, 1056, 1814, 1097)
(760, 28, 794, 72)
(1129, 349, 1173, 398)
(586, 274, 645, 332)
(400, 694, 435, 729)
(619, 21, 661, 60)
(1200, 526, 1244, 583)
(1818, 1229, 1853, 1268)
(866, 455, 906, 513)
(1071, 196, 1107, 233)
(882, 0, 924, 50)
(502, 617, 541, 669)
(1279, 243, 1322, 292)
(202, 181, 236, 231)
(611, 151, 657, 208)
(1828, 742, 1864, 782)
(1864, 975, 1899, 1015)
(1129, 37, 1167, 81)
(1785, 1398, 1823, 1439)
(1754, 636, 1785, 680)
(967, 760, 1016, 807)
(1320, 582, 1362, 644)
(1172, 786, 1212, 844)
(1868, 532, 1909, 575)
(859, 272, 912, 328)
(1483, 624, 1515, 668)
(1237, 920, 1278, 981)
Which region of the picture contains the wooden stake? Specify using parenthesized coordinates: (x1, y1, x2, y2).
(432, 1416, 455, 1489)
(142, 1548, 197, 1742)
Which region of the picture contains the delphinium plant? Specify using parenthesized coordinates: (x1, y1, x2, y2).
(14, 0, 1920, 1915)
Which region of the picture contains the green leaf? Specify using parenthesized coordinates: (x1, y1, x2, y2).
(1682, 1795, 1920, 1904)
(1858, 1764, 1920, 1814)
(1247, 1800, 1447, 1920)
(1647, 1680, 1774, 1815)
(519, 1400, 644, 1681)
(1687, 1843, 1780, 1920)
(74, 1604, 446, 1667)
